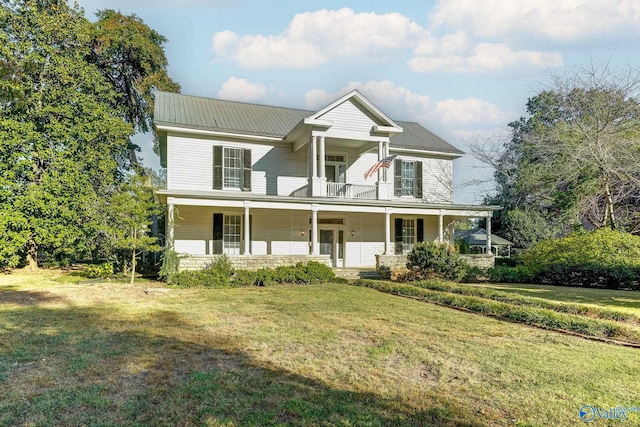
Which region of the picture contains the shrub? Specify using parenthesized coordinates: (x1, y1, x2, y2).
(521, 228, 640, 289)
(406, 242, 470, 282)
(169, 255, 233, 288)
(523, 228, 640, 270)
(486, 265, 535, 284)
(83, 262, 114, 279)
(158, 249, 181, 282)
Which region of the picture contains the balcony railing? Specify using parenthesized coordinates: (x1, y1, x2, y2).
(326, 183, 376, 200)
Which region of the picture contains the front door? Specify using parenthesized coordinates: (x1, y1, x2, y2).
(319, 229, 344, 267)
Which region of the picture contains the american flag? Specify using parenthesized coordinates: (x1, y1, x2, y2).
(364, 155, 397, 180)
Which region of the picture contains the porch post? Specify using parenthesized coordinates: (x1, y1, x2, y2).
(486, 215, 492, 255)
(167, 202, 175, 249)
(318, 136, 325, 179)
(377, 141, 384, 182)
(383, 140, 390, 182)
(384, 207, 392, 255)
(243, 201, 251, 255)
(438, 210, 444, 243)
(312, 204, 319, 255)
(311, 135, 317, 178)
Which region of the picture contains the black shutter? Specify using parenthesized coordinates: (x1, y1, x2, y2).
(394, 159, 402, 197)
(213, 146, 223, 190)
(414, 161, 422, 198)
(213, 213, 223, 254)
(394, 218, 403, 254)
(242, 149, 251, 191)
(417, 218, 424, 243)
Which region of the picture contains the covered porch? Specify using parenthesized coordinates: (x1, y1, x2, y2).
(159, 192, 498, 270)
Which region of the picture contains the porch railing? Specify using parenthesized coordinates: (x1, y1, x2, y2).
(326, 183, 376, 200)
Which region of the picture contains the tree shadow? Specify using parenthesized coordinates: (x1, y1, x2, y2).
(0, 288, 68, 306)
(0, 301, 489, 427)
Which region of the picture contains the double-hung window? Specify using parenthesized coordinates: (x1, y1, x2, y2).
(213, 146, 252, 191)
(395, 218, 425, 254)
(394, 158, 422, 198)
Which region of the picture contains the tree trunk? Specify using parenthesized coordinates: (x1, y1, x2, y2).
(131, 248, 136, 285)
(24, 238, 39, 270)
(604, 179, 617, 229)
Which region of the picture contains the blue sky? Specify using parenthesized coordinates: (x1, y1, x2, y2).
(76, 0, 640, 203)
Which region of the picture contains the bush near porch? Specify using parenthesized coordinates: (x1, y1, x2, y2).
(168, 258, 337, 288)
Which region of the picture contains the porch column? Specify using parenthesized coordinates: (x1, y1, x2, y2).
(311, 135, 317, 178)
(318, 136, 325, 179)
(243, 201, 251, 255)
(486, 215, 492, 255)
(438, 210, 444, 243)
(448, 222, 455, 245)
(311, 205, 319, 255)
(377, 141, 384, 182)
(383, 140, 390, 182)
(167, 202, 175, 249)
(384, 207, 392, 255)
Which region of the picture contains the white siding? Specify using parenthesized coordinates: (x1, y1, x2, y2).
(387, 155, 453, 203)
(166, 133, 307, 195)
(317, 99, 382, 133)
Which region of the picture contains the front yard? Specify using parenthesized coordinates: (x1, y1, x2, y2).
(1, 271, 639, 426)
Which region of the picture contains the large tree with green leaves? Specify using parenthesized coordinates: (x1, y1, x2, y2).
(0, 1, 177, 269)
(478, 63, 640, 241)
(88, 9, 180, 170)
(0, 0, 133, 269)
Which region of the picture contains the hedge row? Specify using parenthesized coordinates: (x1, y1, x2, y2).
(354, 280, 640, 344)
(410, 280, 638, 323)
(169, 260, 337, 288)
(487, 264, 640, 290)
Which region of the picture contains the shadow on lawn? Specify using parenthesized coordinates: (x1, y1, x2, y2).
(0, 297, 487, 427)
(0, 288, 67, 306)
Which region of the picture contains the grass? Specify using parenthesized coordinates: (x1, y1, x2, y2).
(0, 271, 639, 426)
(471, 282, 640, 316)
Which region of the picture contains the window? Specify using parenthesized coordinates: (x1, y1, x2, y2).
(395, 218, 424, 254)
(402, 219, 415, 253)
(224, 148, 242, 188)
(213, 146, 251, 191)
(401, 161, 415, 196)
(213, 213, 249, 255)
(394, 159, 422, 198)
(224, 215, 242, 255)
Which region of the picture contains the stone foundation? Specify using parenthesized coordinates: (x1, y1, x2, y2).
(376, 253, 495, 274)
(375, 254, 408, 271)
(178, 254, 332, 271)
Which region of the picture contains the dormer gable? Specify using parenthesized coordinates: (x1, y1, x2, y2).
(306, 90, 403, 136)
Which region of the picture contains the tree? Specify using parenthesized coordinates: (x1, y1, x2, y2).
(0, 0, 132, 269)
(477, 62, 640, 236)
(103, 176, 160, 284)
(88, 9, 180, 170)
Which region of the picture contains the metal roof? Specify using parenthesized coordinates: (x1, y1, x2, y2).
(154, 91, 464, 155)
(454, 228, 514, 246)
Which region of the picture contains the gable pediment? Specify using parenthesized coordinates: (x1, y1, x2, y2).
(307, 90, 403, 136)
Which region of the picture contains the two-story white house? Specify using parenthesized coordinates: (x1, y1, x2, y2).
(154, 90, 498, 270)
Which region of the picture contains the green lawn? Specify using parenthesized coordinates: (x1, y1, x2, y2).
(469, 282, 640, 316)
(1, 271, 639, 426)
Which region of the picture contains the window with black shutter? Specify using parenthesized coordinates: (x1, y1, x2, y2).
(394, 218, 403, 254)
(213, 213, 223, 254)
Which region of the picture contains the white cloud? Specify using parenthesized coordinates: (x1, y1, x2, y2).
(211, 8, 426, 69)
(430, 0, 640, 42)
(409, 42, 562, 73)
(304, 80, 513, 128)
(304, 80, 432, 123)
(217, 77, 267, 102)
(431, 98, 517, 125)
